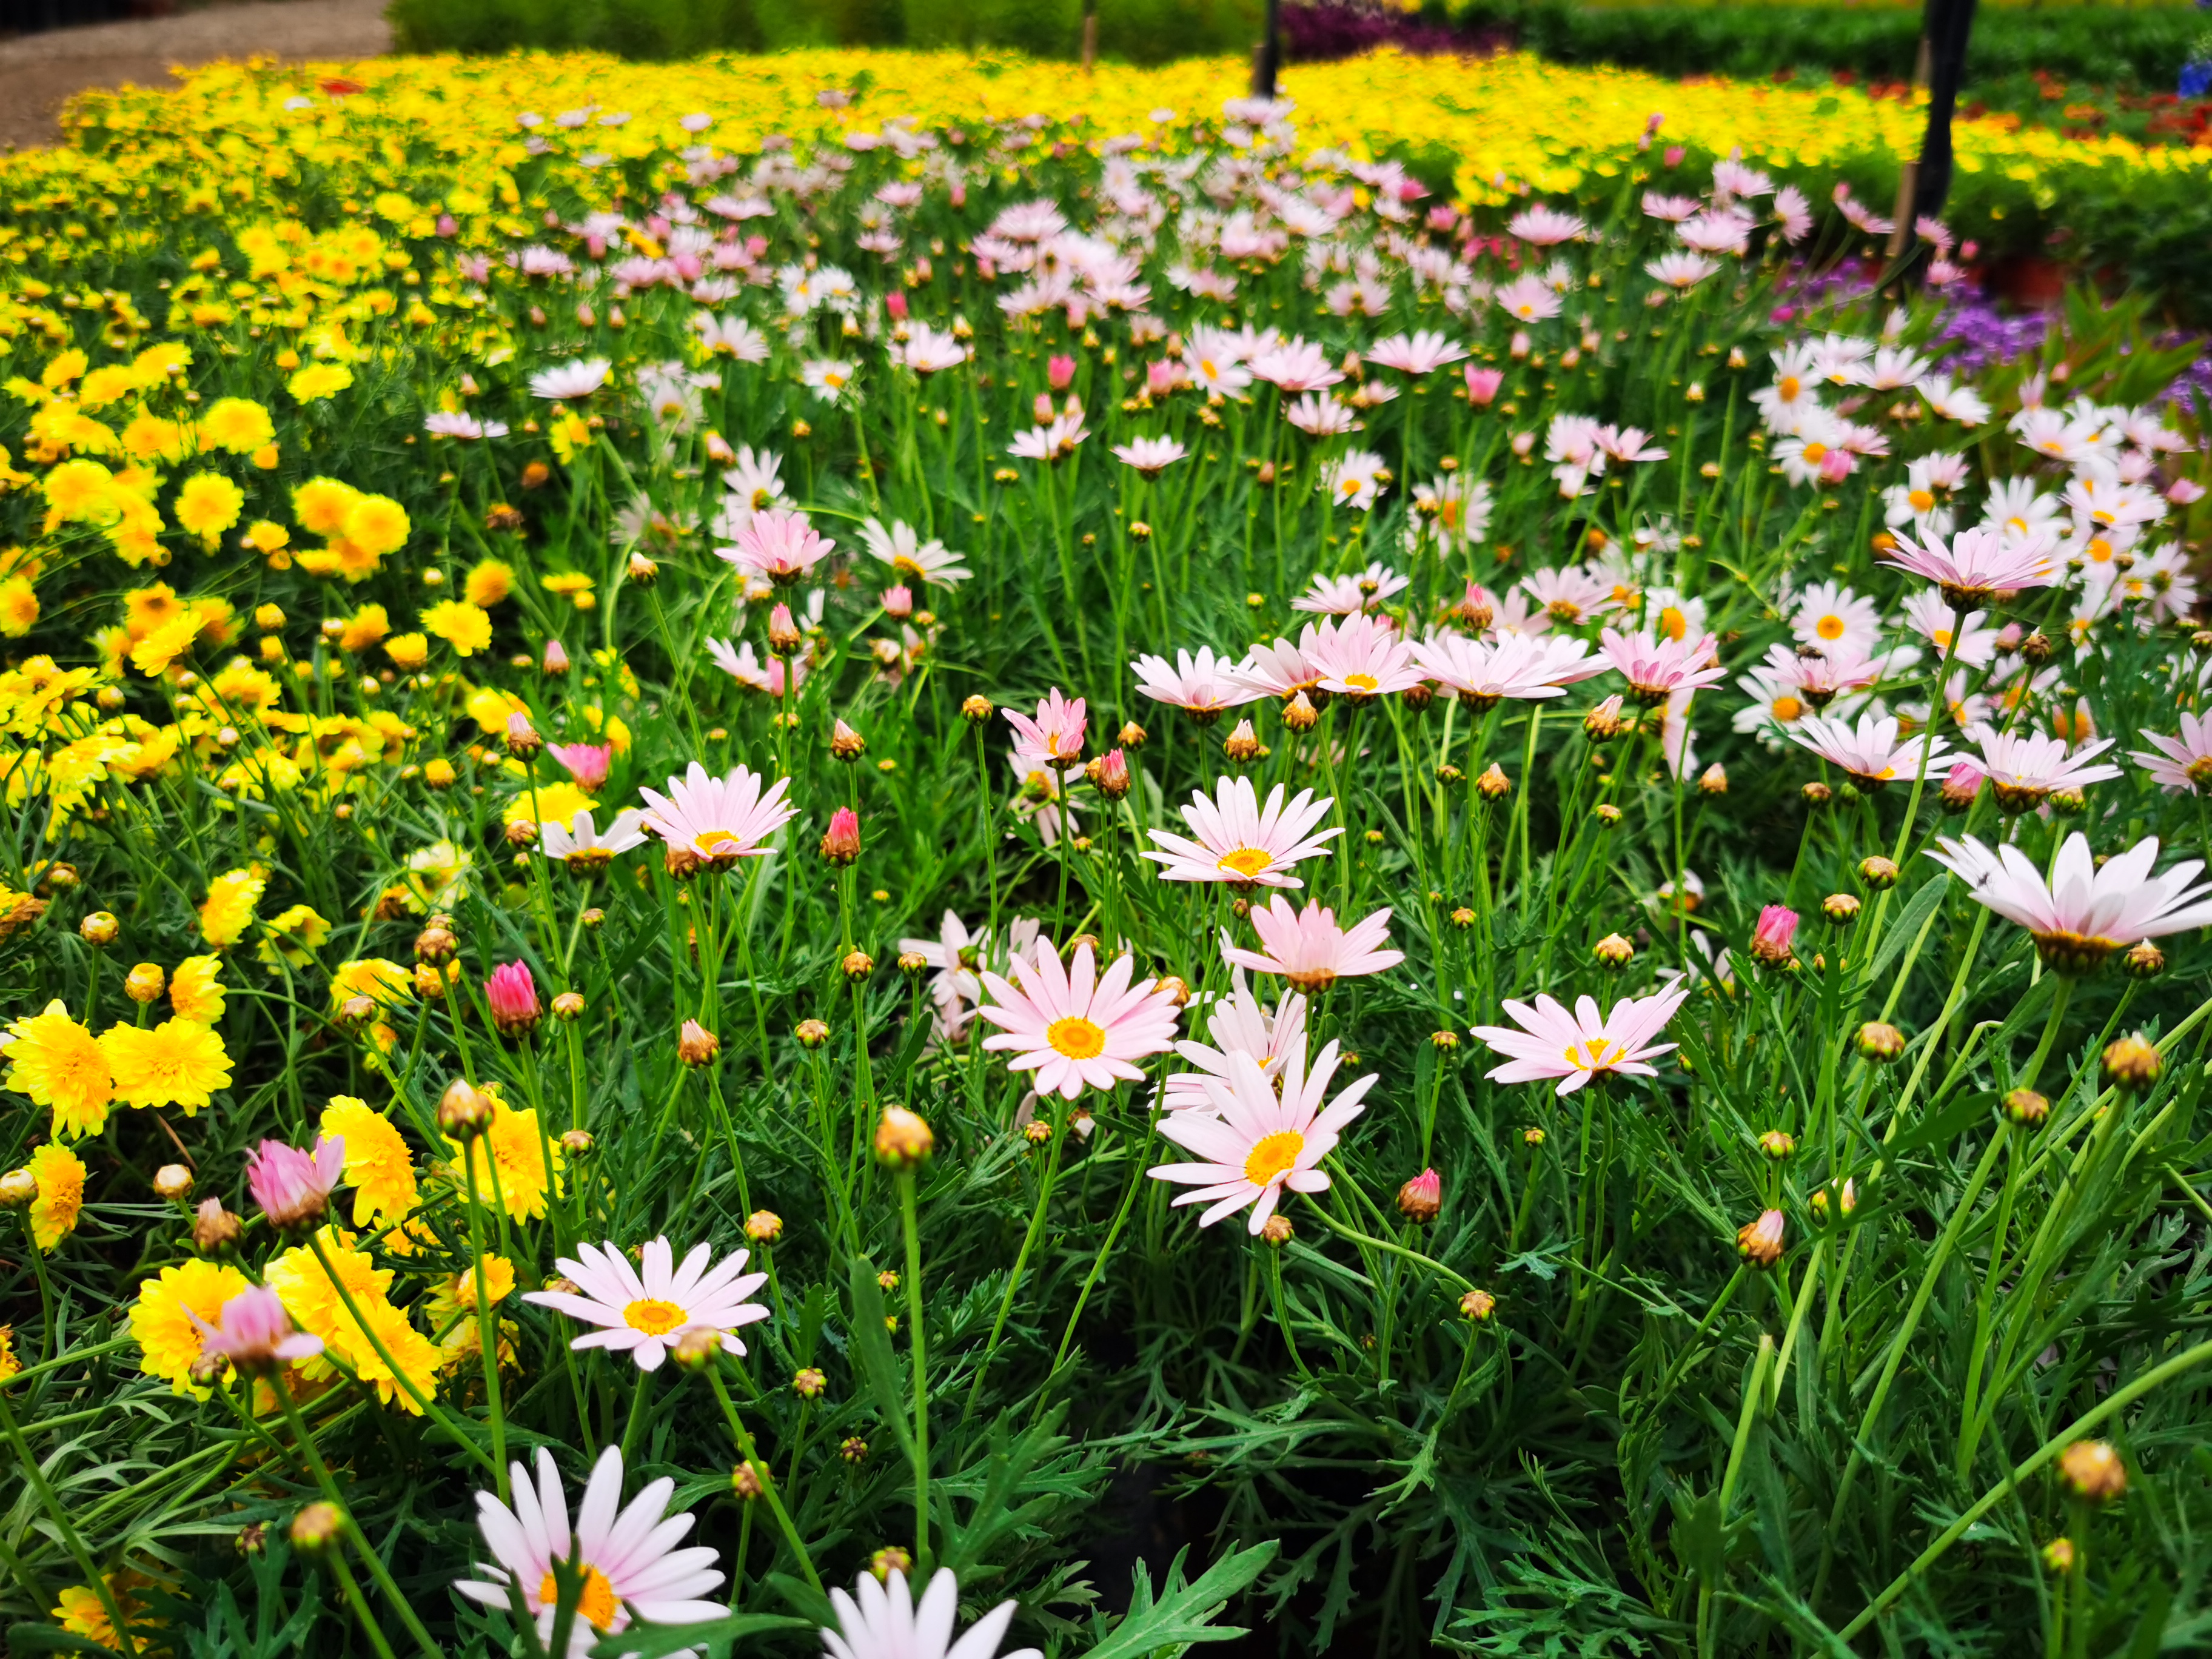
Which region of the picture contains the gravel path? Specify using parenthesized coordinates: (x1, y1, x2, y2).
(0, 0, 391, 153)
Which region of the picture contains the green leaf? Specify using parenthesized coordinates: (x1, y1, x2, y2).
(848, 1254, 917, 1464)
(1671, 1490, 1724, 1586)
(4, 1627, 124, 1659)
(1084, 1541, 1278, 1659)
(1867, 873, 1949, 988)
(587, 1612, 811, 1659)
(1887, 1091, 1994, 1156)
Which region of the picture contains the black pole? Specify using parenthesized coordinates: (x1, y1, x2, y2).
(1909, 0, 1979, 232)
(1253, 0, 1282, 97)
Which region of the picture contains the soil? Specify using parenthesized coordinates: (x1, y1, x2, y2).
(0, 0, 390, 153)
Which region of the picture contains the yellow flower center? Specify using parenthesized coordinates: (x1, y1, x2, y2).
(539, 1564, 620, 1631)
(1932, 628, 1952, 649)
(1815, 614, 1845, 640)
(692, 829, 737, 853)
(1772, 695, 1803, 722)
(1342, 672, 1379, 691)
(1908, 488, 1934, 512)
(1801, 441, 1828, 464)
(1339, 478, 1362, 498)
(1660, 606, 1686, 642)
(2086, 538, 2113, 563)
(1565, 1037, 1619, 1071)
(623, 1298, 688, 1336)
(1777, 375, 1800, 400)
(1244, 1129, 1305, 1187)
(1045, 1016, 1107, 1060)
(894, 554, 925, 578)
(1216, 846, 1273, 880)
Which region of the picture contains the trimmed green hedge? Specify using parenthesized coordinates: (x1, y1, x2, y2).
(1450, 1, 2205, 89)
(387, 0, 1261, 61)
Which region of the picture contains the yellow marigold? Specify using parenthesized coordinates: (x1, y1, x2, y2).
(118, 411, 192, 467)
(421, 599, 492, 657)
(383, 632, 428, 671)
(42, 458, 119, 526)
(6, 1001, 112, 1140)
(330, 957, 412, 1010)
(194, 596, 238, 649)
(52, 1578, 147, 1652)
(257, 902, 332, 971)
(100, 1019, 232, 1114)
(503, 779, 595, 831)
(27, 1141, 87, 1252)
(243, 519, 290, 560)
(173, 474, 244, 549)
(344, 494, 409, 560)
(130, 1256, 249, 1394)
(292, 477, 361, 537)
(319, 1096, 419, 1226)
(466, 686, 529, 736)
(266, 1226, 391, 1336)
(403, 840, 472, 911)
(77, 364, 140, 410)
(464, 559, 514, 608)
(198, 866, 266, 948)
(427, 1253, 515, 1330)
(332, 1290, 442, 1414)
(286, 363, 354, 402)
(198, 397, 274, 456)
(170, 954, 226, 1024)
(541, 571, 594, 600)
(0, 575, 38, 637)
(338, 604, 389, 654)
(129, 609, 203, 677)
(122, 582, 185, 640)
(0, 1324, 18, 1381)
(446, 1088, 563, 1221)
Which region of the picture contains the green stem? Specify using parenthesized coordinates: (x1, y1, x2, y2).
(898, 1170, 931, 1569)
(704, 1365, 824, 1594)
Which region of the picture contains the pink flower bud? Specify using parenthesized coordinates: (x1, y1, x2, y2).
(2169, 478, 2206, 505)
(435, 214, 458, 237)
(542, 638, 570, 675)
(1819, 448, 1855, 486)
(1509, 330, 1531, 360)
(819, 806, 861, 865)
(486, 960, 541, 1034)
(1426, 205, 1460, 233)
(1510, 431, 1536, 457)
(1464, 366, 1504, 406)
(768, 602, 801, 656)
(1033, 392, 1056, 424)
(189, 1285, 323, 1375)
(881, 584, 914, 620)
(886, 290, 910, 321)
(1750, 904, 1798, 966)
(1047, 354, 1077, 390)
(1663, 144, 1685, 167)
(505, 711, 541, 758)
(246, 1135, 345, 1233)
(1396, 1167, 1441, 1222)
(547, 742, 612, 790)
(950, 181, 967, 208)
(1147, 360, 1178, 397)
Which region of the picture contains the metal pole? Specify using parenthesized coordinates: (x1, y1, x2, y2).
(1252, 0, 1282, 98)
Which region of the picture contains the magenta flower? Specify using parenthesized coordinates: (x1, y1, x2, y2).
(1004, 689, 1087, 771)
(547, 742, 613, 790)
(188, 1286, 323, 1375)
(246, 1134, 346, 1232)
(1464, 366, 1504, 406)
(1749, 905, 1798, 966)
(1047, 354, 1077, 390)
(486, 960, 542, 1035)
(819, 806, 862, 865)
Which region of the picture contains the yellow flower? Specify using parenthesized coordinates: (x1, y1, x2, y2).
(173, 473, 244, 549)
(427, 1253, 516, 1330)
(42, 458, 120, 525)
(170, 954, 227, 1024)
(130, 1256, 250, 1394)
(319, 1096, 420, 1226)
(198, 397, 275, 455)
(198, 866, 266, 948)
(266, 1227, 392, 1333)
(344, 494, 410, 559)
(100, 1019, 232, 1114)
(243, 519, 291, 559)
(445, 1088, 563, 1220)
(403, 839, 472, 911)
(464, 558, 514, 607)
(0, 1324, 17, 1381)
(330, 957, 413, 1010)
(129, 608, 203, 676)
(338, 603, 390, 653)
(6, 1001, 112, 1140)
(257, 902, 333, 971)
(52, 1578, 147, 1652)
(384, 632, 429, 670)
(333, 1291, 443, 1414)
(0, 576, 38, 637)
(292, 476, 361, 536)
(503, 779, 595, 831)
(266, 1228, 440, 1412)
(421, 598, 492, 657)
(287, 362, 354, 402)
(27, 1141, 87, 1252)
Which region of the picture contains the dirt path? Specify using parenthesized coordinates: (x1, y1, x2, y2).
(0, 0, 390, 153)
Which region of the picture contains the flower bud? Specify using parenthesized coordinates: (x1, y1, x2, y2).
(839, 1435, 870, 1464)
(1697, 763, 1728, 796)
(1594, 932, 1634, 968)
(1822, 893, 1860, 925)
(126, 962, 166, 1004)
(870, 1546, 912, 1583)
(746, 1210, 783, 1244)
(289, 1501, 344, 1555)
(2019, 629, 2054, 665)
(2101, 1033, 2160, 1093)
(0, 1168, 37, 1209)
(551, 991, 585, 1021)
(1856, 1021, 1905, 1062)
(881, 585, 914, 620)
(2041, 1538, 2076, 1575)
(1736, 1208, 1785, 1267)
(193, 1196, 242, 1253)
(794, 1366, 827, 1398)
(1259, 1213, 1293, 1246)
(961, 694, 995, 724)
(1801, 780, 1832, 808)
(439, 1079, 494, 1140)
(679, 1021, 720, 1067)
(671, 1327, 722, 1372)
(1523, 1127, 1546, 1148)
(414, 924, 458, 964)
(2058, 1439, 2126, 1504)
(897, 950, 928, 977)
(1156, 975, 1191, 1008)
(796, 1017, 831, 1048)
(874, 1104, 935, 1167)
(1118, 720, 1147, 750)
(1396, 1167, 1441, 1222)
(1222, 719, 1262, 764)
(819, 806, 862, 865)
(1430, 1029, 1459, 1050)
(1460, 1288, 1496, 1321)
(767, 603, 802, 657)
(2002, 1088, 2048, 1128)
(1593, 803, 1622, 826)
(628, 551, 660, 586)
(831, 719, 866, 762)
(841, 950, 874, 982)
(560, 1128, 596, 1158)
(1858, 855, 1899, 890)
(80, 911, 118, 947)
(2122, 940, 2165, 980)
(413, 962, 447, 1000)
(1758, 1130, 1796, 1161)
(504, 712, 542, 759)
(730, 1461, 765, 1501)
(542, 638, 570, 675)
(1282, 691, 1319, 732)
(1476, 763, 1512, 799)
(153, 1163, 195, 1201)
(1088, 748, 1131, 800)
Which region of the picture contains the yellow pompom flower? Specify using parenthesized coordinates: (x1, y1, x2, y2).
(464, 558, 514, 608)
(198, 867, 266, 948)
(421, 599, 492, 657)
(257, 903, 332, 971)
(129, 609, 203, 677)
(52, 1578, 146, 1652)
(331, 957, 414, 1010)
(445, 1087, 563, 1221)
(170, 955, 227, 1024)
(319, 1096, 420, 1226)
(100, 1019, 232, 1114)
(343, 494, 409, 560)
(242, 520, 291, 560)
(286, 362, 354, 402)
(427, 1253, 516, 1330)
(0, 1325, 19, 1382)
(0, 576, 39, 637)
(383, 632, 429, 671)
(173, 474, 244, 550)
(130, 1256, 250, 1393)
(266, 1227, 392, 1335)
(337, 604, 390, 654)
(42, 459, 121, 526)
(27, 1141, 87, 1252)
(503, 779, 595, 832)
(291, 477, 361, 537)
(333, 1292, 444, 1414)
(5, 1000, 113, 1140)
(197, 397, 275, 456)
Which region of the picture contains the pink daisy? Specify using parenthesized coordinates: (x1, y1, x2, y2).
(1004, 688, 1088, 771)
(1972, 731, 2121, 811)
(717, 506, 833, 586)
(637, 762, 798, 860)
(1598, 626, 1727, 706)
(1142, 776, 1341, 888)
(975, 939, 1182, 1100)
(1163, 971, 1309, 1112)
(1411, 632, 1600, 706)
(1220, 894, 1403, 990)
(523, 1237, 769, 1372)
(1926, 832, 2212, 973)
(1308, 612, 1424, 699)
(1788, 712, 1950, 785)
(1148, 1045, 1377, 1233)
(2131, 712, 2212, 795)
(1883, 524, 2059, 606)
(1470, 982, 1691, 1096)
